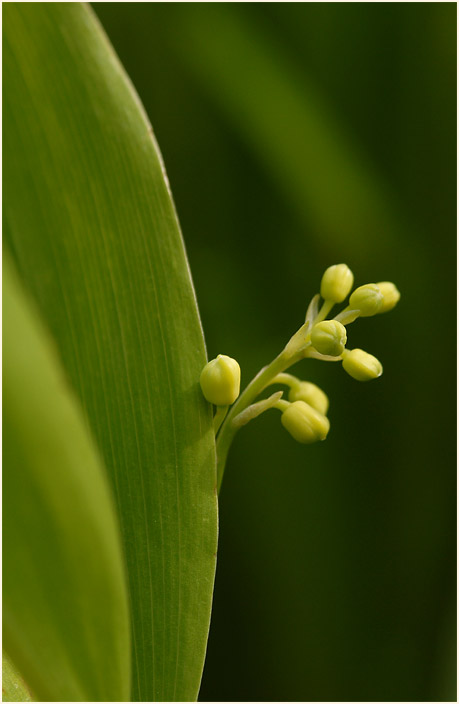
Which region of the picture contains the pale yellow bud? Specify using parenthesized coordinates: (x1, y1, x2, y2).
(376, 281, 401, 314)
(320, 264, 354, 303)
(342, 348, 383, 382)
(311, 320, 347, 357)
(288, 381, 329, 416)
(349, 283, 383, 317)
(200, 354, 241, 406)
(281, 400, 330, 444)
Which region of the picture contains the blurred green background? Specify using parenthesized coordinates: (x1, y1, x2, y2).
(94, 4, 456, 701)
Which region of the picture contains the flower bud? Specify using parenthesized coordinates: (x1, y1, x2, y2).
(311, 320, 347, 357)
(200, 354, 241, 405)
(376, 281, 401, 314)
(342, 348, 382, 382)
(349, 284, 383, 317)
(281, 401, 330, 444)
(320, 264, 354, 303)
(288, 381, 329, 416)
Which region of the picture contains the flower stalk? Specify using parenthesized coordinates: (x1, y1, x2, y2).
(200, 264, 400, 493)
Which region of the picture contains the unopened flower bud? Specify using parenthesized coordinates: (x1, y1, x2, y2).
(288, 381, 329, 416)
(342, 348, 382, 382)
(311, 320, 347, 357)
(349, 284, 383, 317)
(320, 264, 354, 303)
(281, 401, 330, 444)
(200, 354, 241, 405)
(376, 281, 401, 314)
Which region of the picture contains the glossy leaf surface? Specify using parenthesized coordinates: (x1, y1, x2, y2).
(3, 4, 218, 701)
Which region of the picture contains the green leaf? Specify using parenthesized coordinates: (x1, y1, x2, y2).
(2, 652, 33, 702)
(3, 256, 131, 702)
(3, 3, 218, 701)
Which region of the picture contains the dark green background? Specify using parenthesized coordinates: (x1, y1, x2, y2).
(95, 4, 456, 701)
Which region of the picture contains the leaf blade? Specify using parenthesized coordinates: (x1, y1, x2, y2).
(3, 4, 218, 701)
(3, 256, 131, 702)
(2, 652, 33, 703)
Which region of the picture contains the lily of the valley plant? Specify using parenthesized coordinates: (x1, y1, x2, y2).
(200, 264, 400, 491)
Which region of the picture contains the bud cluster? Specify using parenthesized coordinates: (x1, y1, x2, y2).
(312, 265, 400, 385)
(200, 264, 400, 490)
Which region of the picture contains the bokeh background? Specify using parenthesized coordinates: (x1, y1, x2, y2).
(95, 4, 456, 701)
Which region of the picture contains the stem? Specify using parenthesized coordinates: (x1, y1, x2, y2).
(314, 300, 334, 324)
(213, 405, 228, 434)
(232, 390, 284, 428)
(216, 347, 307, 492)
(334, 307, 360, 325)
(271, 372, 299, 388)
(304, 347, 344, 362)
